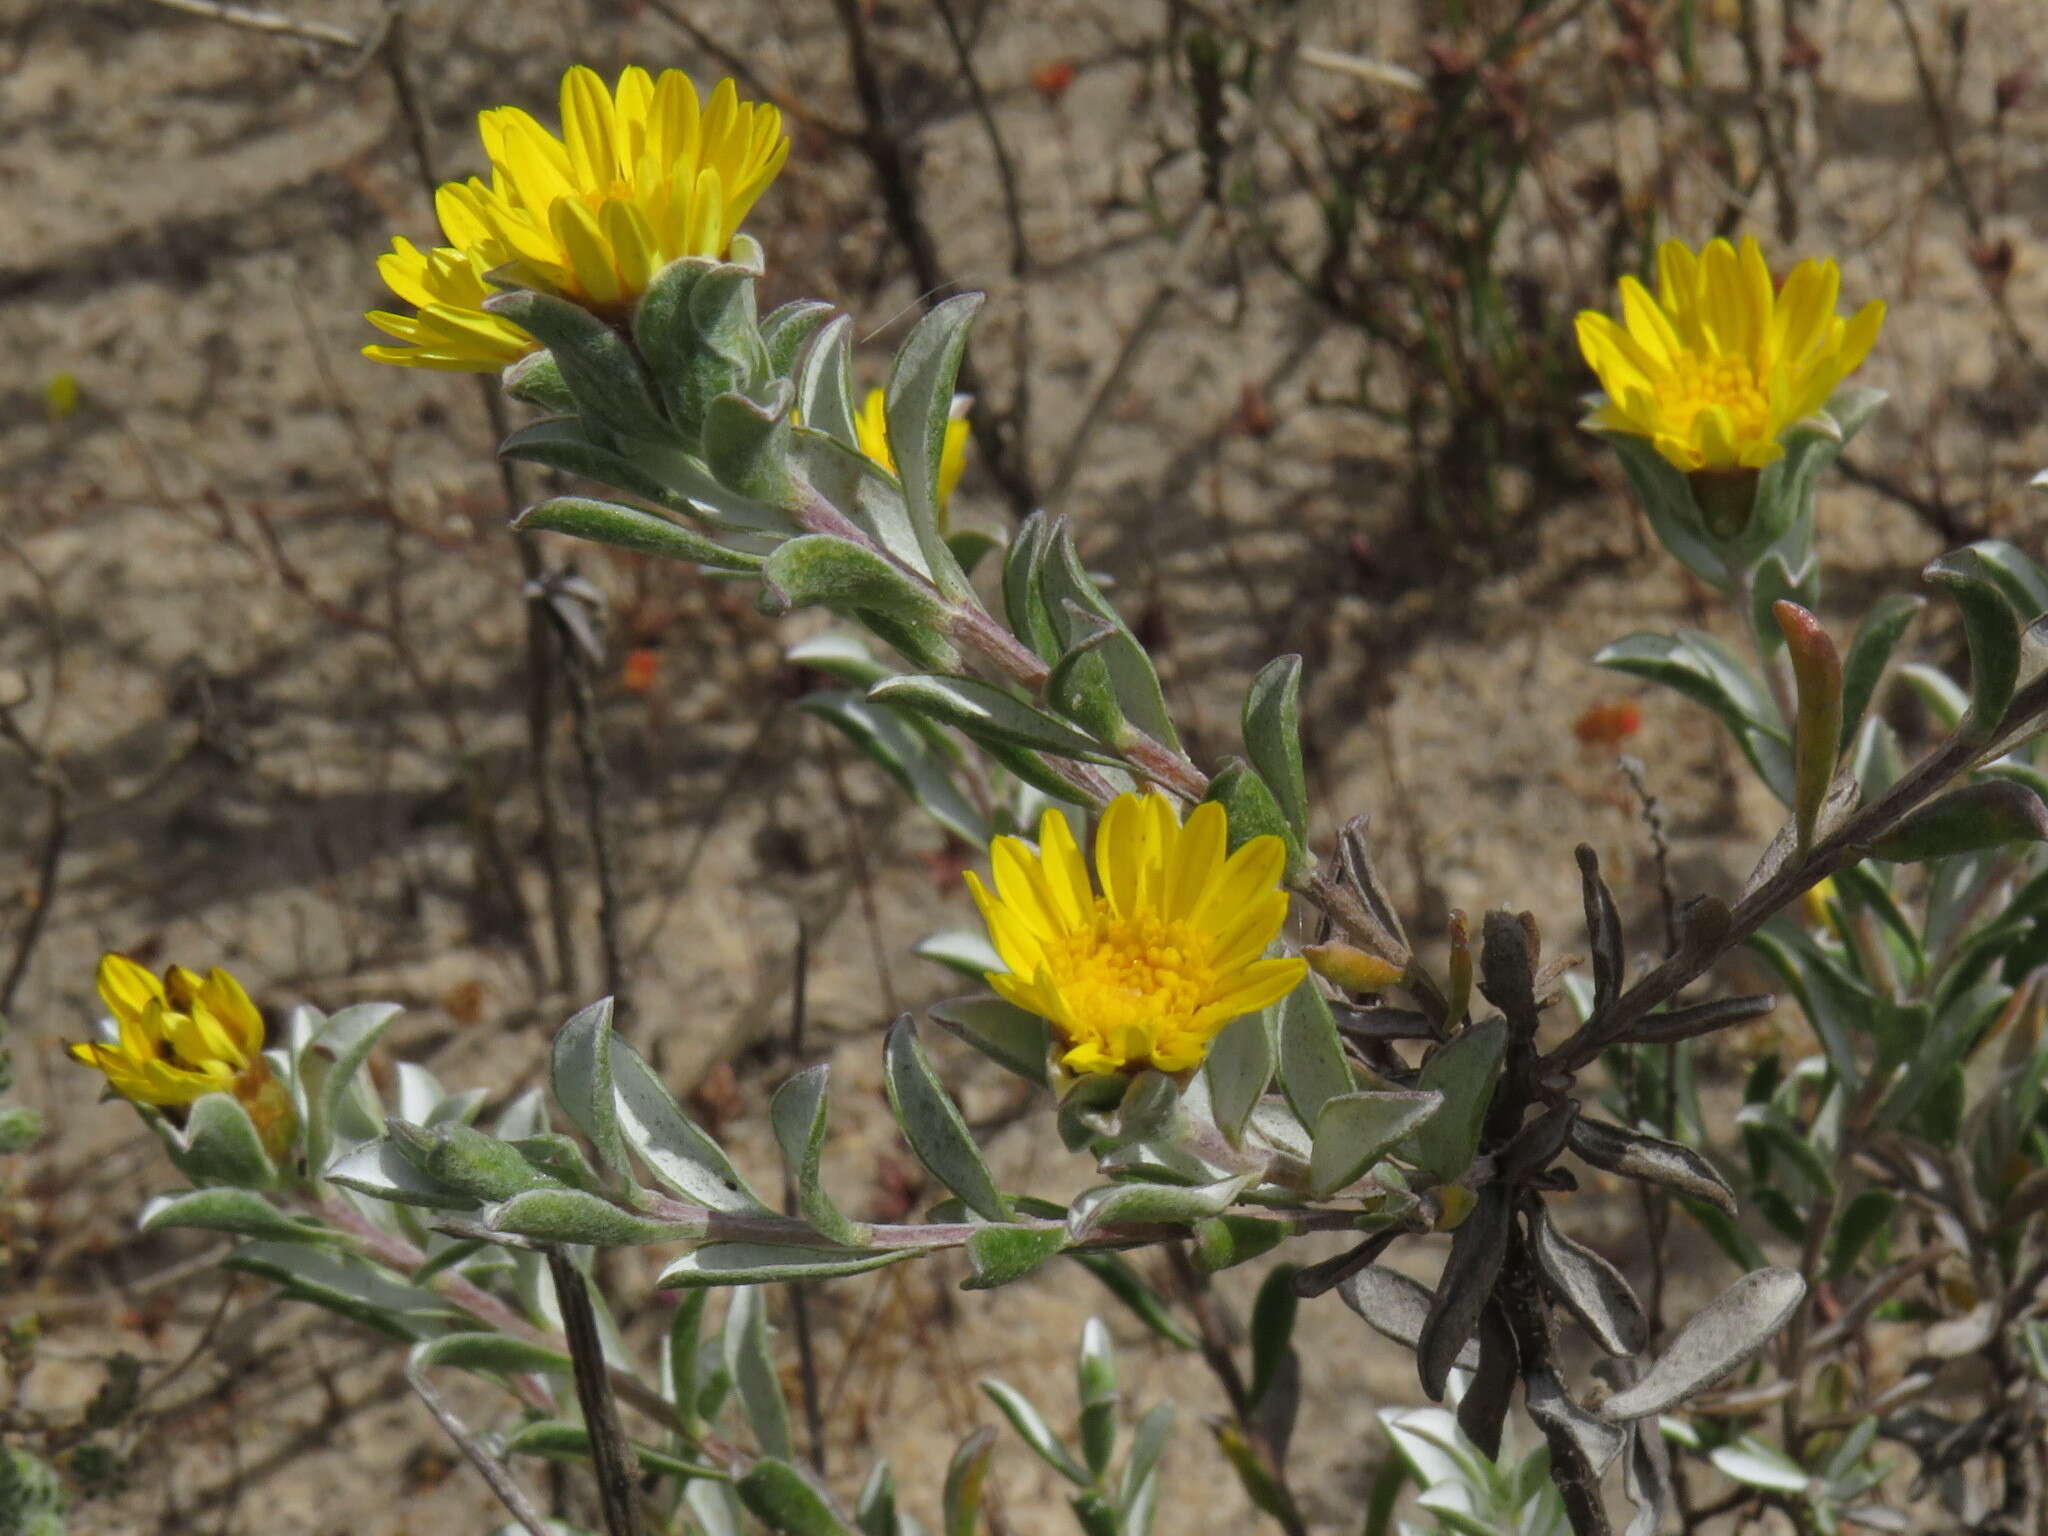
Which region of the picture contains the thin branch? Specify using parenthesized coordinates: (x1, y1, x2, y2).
(545, 1249, 643, 1536)
(406, 1358, 556, 1536)
(558, 612, 634, 1027)
(138, 0, 362, 48)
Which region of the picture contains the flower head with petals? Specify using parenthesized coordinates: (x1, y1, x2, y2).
(967, 793, 1306, 1077)
(1575, 236, 1885, 473)
(72, 956, 295, 1158)
(365, 66, 790, 370)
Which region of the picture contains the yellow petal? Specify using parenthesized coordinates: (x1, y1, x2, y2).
(1035, 808, 1093, 926)
(549, 198, 622, 305)
(96, 953, 165, 1026)
(560, 65, 622, 190)
(1164, 800, 1227, 921)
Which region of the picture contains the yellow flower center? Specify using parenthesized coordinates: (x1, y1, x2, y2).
(1654, 351, 1772, 444)
(1043, 900, 1220, 1050)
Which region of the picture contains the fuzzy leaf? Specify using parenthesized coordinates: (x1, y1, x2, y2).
(1418, 1186, 1511, 1401)
(1567, 1114, 1735, 1214)
(139, 1188, 329, 1244)
(611, 1036, 773, 1214)
(656, 1244, 922, 1288)
(1276, 980, 1353, 1132)
(1065, 1175, 1252, 1242)
(1242, 656, 1309, 843)
(884, 1017, 1009, 1221)
(1838, 594, 1924, 751)
(869, 674, 1119, 766)
(1204, 1008, 1274, 1146)
(928, 994, 1053, 1087)
(414, 1331, 573, 1377)
(981, 1379, 1089, 1484)
(1597, 1267, 1806, 1421)
(1869, 780, 2048, 861)
(486, 288, 670, 442)
(1308, 1091, 1442, 1197)
(884, 295, 982, 599)
(736, 1458, 854, 1536)
(1530, 1203, 1649, 1357)
(1408, 1018, 1507, 1183)
(962, 1224, 1068, 1290)
(550, 998, 628, 1177)
(486, 1188, 702, 1246)
(771, 1065, 867, 1246)
(726, 1286, 794, 1461)
(515, 496, 762, 570)
(1926, 547, 2024, 734)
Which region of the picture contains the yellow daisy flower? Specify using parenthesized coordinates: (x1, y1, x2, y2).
(1576, 236, 1885, 473)
(72, 955, 294, 1158)
(853, 387, 971, 522)
(967, 793, 1307, 1077)
(365, 66, 791, 371)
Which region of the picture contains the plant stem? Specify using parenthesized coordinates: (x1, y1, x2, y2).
(545, 1248, 643, 1536)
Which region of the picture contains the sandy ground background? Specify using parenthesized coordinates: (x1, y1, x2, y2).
(5, 0, 2048, 1530)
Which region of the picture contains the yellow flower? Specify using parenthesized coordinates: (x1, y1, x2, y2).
(853, 388, 970, 522)
(967, 793, 1307, 1076)
(365, 66, 791, 371)
(72, 955, 294, 1158)
(1576, 236, 1885, 473)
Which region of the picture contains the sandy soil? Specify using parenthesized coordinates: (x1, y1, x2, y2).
(5, 0, 2048, 1531)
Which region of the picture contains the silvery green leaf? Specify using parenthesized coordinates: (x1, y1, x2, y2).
(1869, 780, 2048, 861)
(1276, 979, 1352, 1132)
(1205, 1008, 1274, 1146)
(226, 1242, 456, 1340)
(736, 1457, 855, 1536)
(786, 426, 930, 580)
(1524, 1365, 1627, 1478)
(485, 288, 671, 442)
(689, 1479, 749, 1536)
(1838, 594, 1925, 751)
(1708, 1439, 1810, 1493)
(496, 1086, 550, 1141)
(1047, 620, 1132, 745)
(1594, 428, 1727, 589)
(1925, 546, 2024, 732)
(799, 692, 988, 846)
(1077, 1312, 1118, 1406)
(139, 1188, 328, 1244)
(550, 998, 628, 1177)
(914, 929, 1003, 980)
(389, 1119, 565, 1203)
(635, 258, 767, 441)
(510, 1132, 607, 1195)
(515, 496, 763, 571)
(325, 1137, 477, 1210)
(503, 348, 574, 413)
(869, 675, 1121, 765)
(726, 1285, 794, 1461)
(1597, 1267, 1806, 1421)
(793, 314, 860, 448)
(981, 1378, 1089, 1485)
(413, 1331, 572, 1377)
(1529, 1203, 1649, 1357)
(170, 1092, 277, 1189)
(1191, 1213, 1288, 1272)
(1407, 1018, 1506, 1183)
(1038, 520, 1178, 750)
(303, 1001, 403, 1179)
(392, 1061, 446, 1126)
(1066, 1174, 1252, 1241)
(929, 994, 1053, 1087)
(500, 1419, 722, 1481)
(1203, 760, 1305, 881)
(884, 1017, 1010, 1221)
(1242, 656, 1308, 843)
(943, 1426, 998, 1536)
(501, 416, 680, 507)
(1567, 1115, 1735, 1215)
(657, 1244, 922, 1288)
(771, 1065, 868, 1245)
(703, 382, 797, 507)
(760, 535, 953, 632)
(610, 1036, 773, 1215)
(885, 294, 982, 600)
(486, 1188, 702, 1246)
(1002, 512, 1061, 661)
(962, 1224, 1068, 1289)
(761, 299, 836, 379)
(1418, 1185, 1512, 1401)
(1309, 1090, 1442, 1198)
(1121, 1402, 1177, 1510)
(788, 631, 893, 688)
(855, 1461, 899, 1536)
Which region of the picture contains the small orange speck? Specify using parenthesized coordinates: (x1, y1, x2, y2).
(1032, 59, 1077, 103)
(1573, 699, 1642, 748)
(620, 647, 659, 695)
